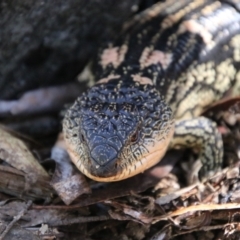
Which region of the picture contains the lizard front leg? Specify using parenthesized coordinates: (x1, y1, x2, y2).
(169, 116, 223, 182)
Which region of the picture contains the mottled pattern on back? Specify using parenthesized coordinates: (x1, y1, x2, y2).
(93, 0, 240, 119)
(63, 0, 240, 182)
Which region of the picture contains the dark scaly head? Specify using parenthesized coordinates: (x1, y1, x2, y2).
(63, 78, 174, 181)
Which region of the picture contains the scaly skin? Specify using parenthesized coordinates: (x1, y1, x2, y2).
(63, 0, 240, 182)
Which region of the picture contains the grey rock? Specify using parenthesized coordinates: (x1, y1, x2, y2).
(0, 0, 140, 99)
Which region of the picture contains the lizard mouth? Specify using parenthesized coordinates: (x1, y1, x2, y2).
(65, 123, 174, 182)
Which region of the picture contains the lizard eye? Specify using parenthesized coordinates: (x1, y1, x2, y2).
(130, 129, 139, 144)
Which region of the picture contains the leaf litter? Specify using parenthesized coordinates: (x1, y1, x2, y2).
(0, 86, 239, 239)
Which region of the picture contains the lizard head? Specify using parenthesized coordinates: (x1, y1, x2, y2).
(63, 78, 174, 182)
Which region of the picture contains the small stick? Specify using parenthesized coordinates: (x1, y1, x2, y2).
(0, 200, 32, 240)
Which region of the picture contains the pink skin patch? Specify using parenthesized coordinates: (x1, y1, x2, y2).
(178, 20, 213, 45)
(140, 49, 172, 70)
(100, 47, 119, 69)
(131, 74, 153, 85)
(97, 74, 120, 84)
(100, 45, 128, 69)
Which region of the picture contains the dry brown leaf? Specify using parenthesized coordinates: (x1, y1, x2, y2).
(0, 165, 53, 200)
(50, 135, 91, 205)
(0, 126, 48, 182)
